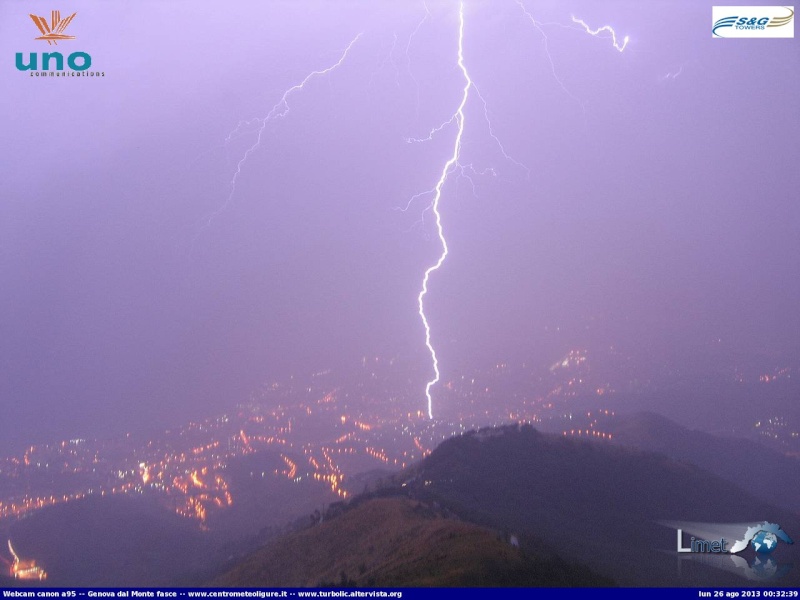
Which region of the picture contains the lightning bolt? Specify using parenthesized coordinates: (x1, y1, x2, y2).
(571, 15, 630, 52)
(661, 65, 684, 82)
(417, 2, 471, 420)
(515, 0, 583, 108)
(7, 540, 19, 564)
(516, 2, 630, 117)
(192, 2, 626, 422)
(196, 33, 363, 238)
(474, 83, 530, 180)
(371, 32, 401, 89)
(405, 1, 431, 117)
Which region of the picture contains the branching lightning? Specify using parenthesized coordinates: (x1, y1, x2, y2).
(410, 3, 629, 420)
(515, 0, 583, 108)
(371, 32, 401, 89)
(417, 2, 471, 420)
(196, 33, 363, 238)
(570, 15, 630, 52)
(473, 83, 530, 180)
(409, 2, 531, 419)
(195, 1, 629, 422)
(405, 1, 432, 116)
(516, 1, 630, 116)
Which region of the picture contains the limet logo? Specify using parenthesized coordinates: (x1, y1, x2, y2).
(662, 521, 795, 581)
(15, 10, 105, 77)
(675, 521, 794, 554)
(712, 6, 794, 37)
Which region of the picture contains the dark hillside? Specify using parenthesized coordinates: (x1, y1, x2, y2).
(407, 424, 800, 586)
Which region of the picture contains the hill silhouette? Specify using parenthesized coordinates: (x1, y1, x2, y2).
(403, 424, 800, 586)
(608, 412, 800, 514)
(215, 496, 610, 587)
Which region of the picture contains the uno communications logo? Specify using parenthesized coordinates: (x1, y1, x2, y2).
(713, 6, 794, 37)
(15, 10, 105, 78)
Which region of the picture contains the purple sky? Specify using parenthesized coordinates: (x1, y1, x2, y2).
(1, 1, 798, 452)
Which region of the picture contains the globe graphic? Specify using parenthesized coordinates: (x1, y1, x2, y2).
(751, 530, 779, 554)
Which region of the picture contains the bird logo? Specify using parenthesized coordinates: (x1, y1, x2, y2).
(29, 10, 77, 45)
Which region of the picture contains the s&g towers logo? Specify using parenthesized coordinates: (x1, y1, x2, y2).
(15, 9, 105, 77)
(713, 6, 795, 37)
